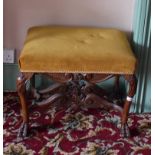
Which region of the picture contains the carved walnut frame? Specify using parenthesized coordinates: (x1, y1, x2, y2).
(17, 72, 136, 138)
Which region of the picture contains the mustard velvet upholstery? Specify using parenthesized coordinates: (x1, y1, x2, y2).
(19, 26, 137, 74)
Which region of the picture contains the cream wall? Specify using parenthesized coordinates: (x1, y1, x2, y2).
(4, 0, 135, 59)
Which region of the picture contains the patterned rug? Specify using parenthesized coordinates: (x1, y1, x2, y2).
(3, 93, 151, 155)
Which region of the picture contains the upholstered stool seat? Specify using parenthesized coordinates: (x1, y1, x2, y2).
(19, 26, 136, 74)
(17, 26, 137, 138)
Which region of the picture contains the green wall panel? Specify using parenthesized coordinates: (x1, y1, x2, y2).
(3, 64, 19, 91)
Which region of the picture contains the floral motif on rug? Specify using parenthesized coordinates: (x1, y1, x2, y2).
(3, 93, 151, 155)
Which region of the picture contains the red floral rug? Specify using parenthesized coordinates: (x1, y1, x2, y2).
(3, 93, 151, 155)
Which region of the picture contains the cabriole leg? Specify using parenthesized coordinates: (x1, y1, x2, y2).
(121, 75, 137, 137)
(17, 73, 33, 137)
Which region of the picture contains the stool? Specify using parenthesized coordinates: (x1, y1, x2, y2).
(17, 26, 137, 138)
